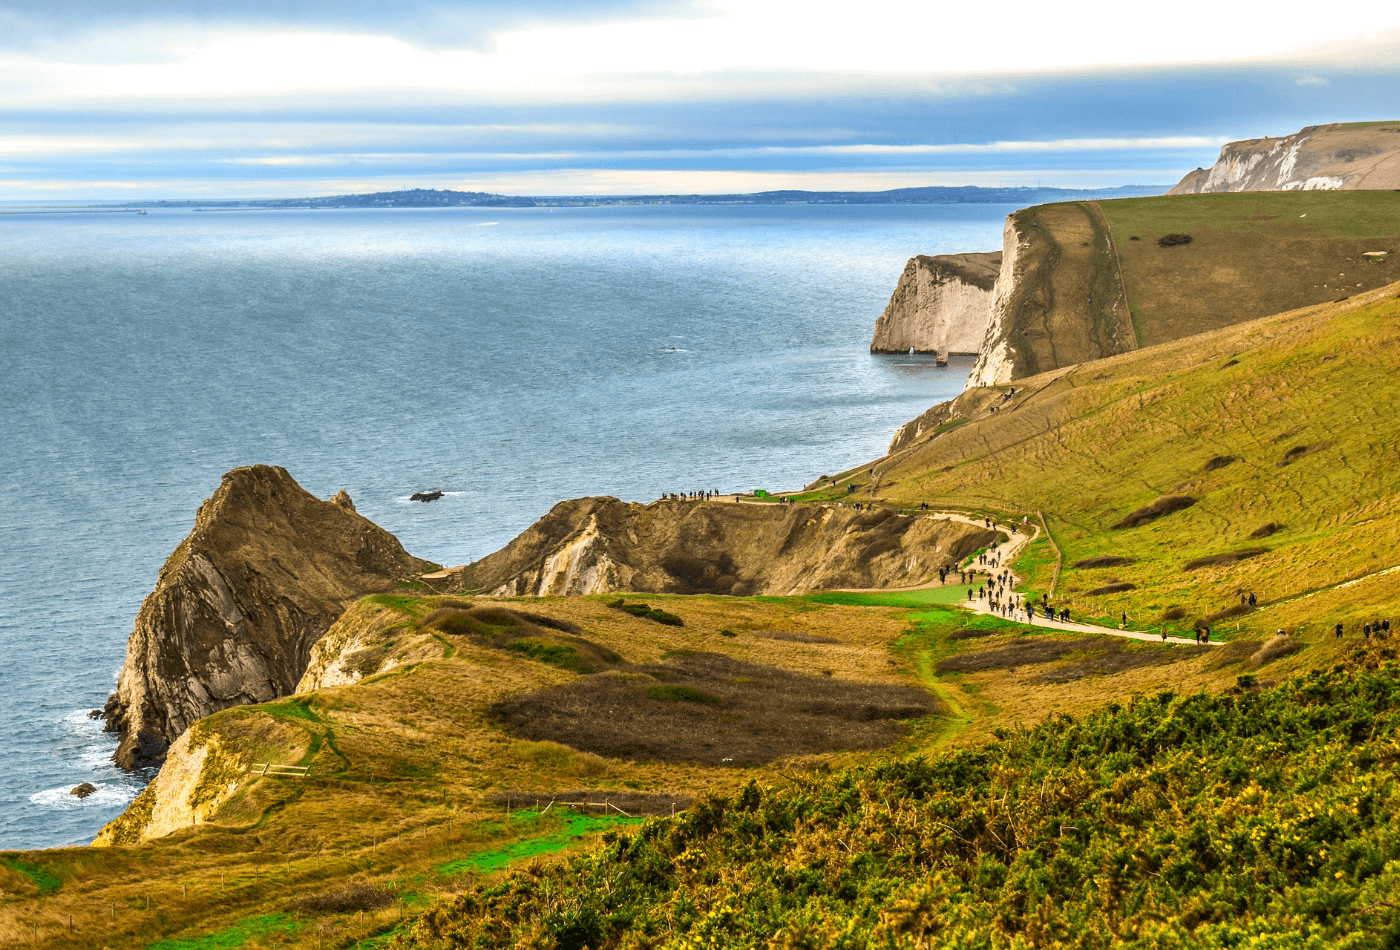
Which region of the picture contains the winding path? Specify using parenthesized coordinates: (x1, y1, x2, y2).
(832, 507, 1216, 647)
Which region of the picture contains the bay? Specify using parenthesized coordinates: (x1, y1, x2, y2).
(0, 202, 1010, 848)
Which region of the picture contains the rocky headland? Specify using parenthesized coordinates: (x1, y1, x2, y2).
(463, 495, 998, 597)
(102, 464, 432, 770)
(869, 252, 1000, 356)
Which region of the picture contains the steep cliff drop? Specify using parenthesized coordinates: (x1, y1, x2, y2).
(966, 202, 1136, 388)
(463, 496, 999, 598)
(103, 465, 431, 770)
(1170, 122, 1400, 194)
(869, 252, 1001, 355)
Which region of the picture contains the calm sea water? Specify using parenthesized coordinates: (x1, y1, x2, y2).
(0, 203, 1011, 850)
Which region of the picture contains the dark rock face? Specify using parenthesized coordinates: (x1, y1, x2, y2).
(104, 465, 430, 770)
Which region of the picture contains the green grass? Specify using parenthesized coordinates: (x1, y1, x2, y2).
(3, 858, 61, 893)
(436, 810, 644, 876)
(801, 587, 968, 608)
(147, 912, 303, 950)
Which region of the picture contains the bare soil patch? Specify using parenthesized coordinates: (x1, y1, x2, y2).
(1088, 582, 1137, 596)
(1202, 603, 1254, 625)
(1251, 634, 1301, 667)
(1036, 639, 1205, 683)
(1183, 548, 1270, 571)
(757, 630, 842, 645)
(290, 883, 396, 913)
(489, 652, 938, 766)
(936, 637, 1098, 674)
(427, 606, 621, 673)
(1074, 555, 1136, 569)
(1113, 496, 1196, 529)
(946, 627, 994, 641)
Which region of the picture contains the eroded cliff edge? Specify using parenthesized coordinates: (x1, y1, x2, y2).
(104, 465, 431, 769)
(462, 496, 999, 598)
(869, 252, 1000, 355)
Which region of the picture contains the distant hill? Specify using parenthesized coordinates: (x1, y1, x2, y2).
(121, 184, 1166, 210)
(1171, 121, 1400, 194)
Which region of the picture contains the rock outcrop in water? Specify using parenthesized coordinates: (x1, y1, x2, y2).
(869, 253, 1001, 355)
(103, 465, 430, 770)
(1170, 122, 1400, 194)
(463, 496, 1000, 597)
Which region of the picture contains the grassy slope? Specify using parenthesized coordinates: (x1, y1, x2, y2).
(864, 282, 1400, 646)
(0, 590, 1246, 948)
(1101, 191, 1400, 348)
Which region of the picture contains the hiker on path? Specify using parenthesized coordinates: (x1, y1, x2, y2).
(1336, 622, 1344, 639)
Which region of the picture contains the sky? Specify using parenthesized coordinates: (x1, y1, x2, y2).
(2, 0, 1400, 199)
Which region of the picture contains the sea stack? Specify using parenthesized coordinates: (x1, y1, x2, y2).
(103, 465, 430, 769)
(869, 252, 1001, 356)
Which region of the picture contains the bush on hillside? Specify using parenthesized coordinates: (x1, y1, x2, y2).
(1158, 232, 1193, 247)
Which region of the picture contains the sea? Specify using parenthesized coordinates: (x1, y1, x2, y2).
(0, 202, 1012, 850)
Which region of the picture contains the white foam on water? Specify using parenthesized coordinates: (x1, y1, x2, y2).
(29, 783, 136, 811)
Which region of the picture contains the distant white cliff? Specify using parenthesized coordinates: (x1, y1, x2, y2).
(1170, 122, 1400, 194)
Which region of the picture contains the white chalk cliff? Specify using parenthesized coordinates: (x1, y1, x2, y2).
(1170, 123, 1400, 195)
(965, 218, 1032, 388)
(869, 252, 1001, 355)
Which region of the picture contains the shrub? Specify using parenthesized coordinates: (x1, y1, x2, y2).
(1158, 233, 1193, 247)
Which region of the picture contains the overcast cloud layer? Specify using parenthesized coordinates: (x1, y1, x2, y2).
(2, 0, 1399, 199)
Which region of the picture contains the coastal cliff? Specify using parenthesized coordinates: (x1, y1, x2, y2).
(869, 252, 1000, 355)
(1170, 122, 1400, 194)
(103, 465, 430, 770)
(463, 496, 999, 598)
(966, 202, 1135, 388)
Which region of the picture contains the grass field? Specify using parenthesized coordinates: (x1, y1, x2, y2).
(1101, 191, 1400, 348)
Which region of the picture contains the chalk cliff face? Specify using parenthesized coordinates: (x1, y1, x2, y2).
(1170, 123, 1400, 195)
(466, 496, 998, 598)
(870, 252, 1001, 355)
(104, 465, 429, 770)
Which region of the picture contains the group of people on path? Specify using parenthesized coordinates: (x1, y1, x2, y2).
(661, 490, 721, 503)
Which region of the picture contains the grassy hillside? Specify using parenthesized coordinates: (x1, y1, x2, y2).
(400, 645, 1400, 949)
(1, 589, 1252, 948)
(850, 281, 1400, 647)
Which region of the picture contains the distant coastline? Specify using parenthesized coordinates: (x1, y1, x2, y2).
(93, 184, 1168, 211)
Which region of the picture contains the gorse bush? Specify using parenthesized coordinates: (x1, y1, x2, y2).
(399, 648, 1400, 949)
(607, 599, 684, 627)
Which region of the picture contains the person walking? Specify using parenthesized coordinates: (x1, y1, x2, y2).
(1336, 622, 1344, 640)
